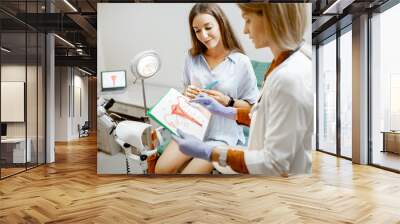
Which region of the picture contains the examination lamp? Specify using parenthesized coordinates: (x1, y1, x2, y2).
(130, 50, 161, 115)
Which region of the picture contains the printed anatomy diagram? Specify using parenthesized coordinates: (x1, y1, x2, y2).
(164, 96, 205, 129)
(148, 88, 211, 140)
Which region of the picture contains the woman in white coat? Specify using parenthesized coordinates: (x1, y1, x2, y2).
(172, 3, 314, 176)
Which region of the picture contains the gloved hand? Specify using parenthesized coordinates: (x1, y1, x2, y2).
(191, 93, 237, 120)
(171, 129, 213, 161)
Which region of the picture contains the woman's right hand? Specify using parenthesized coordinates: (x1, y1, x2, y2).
(184, 85, 201, 99)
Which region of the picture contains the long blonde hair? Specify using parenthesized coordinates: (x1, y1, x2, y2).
(189, 3, 244, 56)
(238, 3, 309, 51)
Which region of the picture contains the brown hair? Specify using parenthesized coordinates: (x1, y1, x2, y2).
(237, 3, 309, 51)
(189, 3, 244, 56)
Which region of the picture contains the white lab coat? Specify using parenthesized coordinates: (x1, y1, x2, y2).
(244, 49, 314, 176)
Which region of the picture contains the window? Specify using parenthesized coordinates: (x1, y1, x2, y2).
(340, 29, 352, 158)
(318, 37, 337, 154)
(390, 74, 400, 130)
(371, 2, 400, 171)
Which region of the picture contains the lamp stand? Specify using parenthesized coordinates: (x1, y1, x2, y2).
(140, 79, 152, 149)
(141, 79, 148, 116)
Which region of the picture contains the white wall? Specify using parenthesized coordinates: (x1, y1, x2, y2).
(55, 67, 89, 141)
(55, 67, 68, 141)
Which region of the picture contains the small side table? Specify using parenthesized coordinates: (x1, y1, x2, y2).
(381, 131, 400, 154)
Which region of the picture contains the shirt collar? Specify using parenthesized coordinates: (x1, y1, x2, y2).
(198, 51, 238, 67)
(226, 52, 238, 64)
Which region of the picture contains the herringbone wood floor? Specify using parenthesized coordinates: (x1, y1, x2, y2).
(1, 135, 400, 223)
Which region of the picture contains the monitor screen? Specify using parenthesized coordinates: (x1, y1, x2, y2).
(1, 123, 7, 137)
(101, 70, 126, 90)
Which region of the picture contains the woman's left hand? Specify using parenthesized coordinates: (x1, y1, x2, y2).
(201, 89, 230, 106)
(191, 94, 237, 120)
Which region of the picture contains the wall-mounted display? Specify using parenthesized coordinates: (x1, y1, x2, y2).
(101, 70, 126, 90)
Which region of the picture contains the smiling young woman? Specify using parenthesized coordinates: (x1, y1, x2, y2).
(154, 3, 259, 174)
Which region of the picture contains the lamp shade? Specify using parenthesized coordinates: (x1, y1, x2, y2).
(130, 50, 161, 79)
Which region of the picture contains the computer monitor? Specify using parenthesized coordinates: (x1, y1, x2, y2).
(101, 70, 126, 90)
(1, 123, 7, 137)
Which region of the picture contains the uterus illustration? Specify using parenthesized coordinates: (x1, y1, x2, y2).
(111, 75, 117, 86)
(167, 97, 203, 128)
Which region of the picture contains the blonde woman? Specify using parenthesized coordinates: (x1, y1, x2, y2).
(155, 3, 258, 174)
(172, 3, 313, 176)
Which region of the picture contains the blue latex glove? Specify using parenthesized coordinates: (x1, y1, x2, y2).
(191, 93, 237, 120)
(171, 129, 213, 161)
